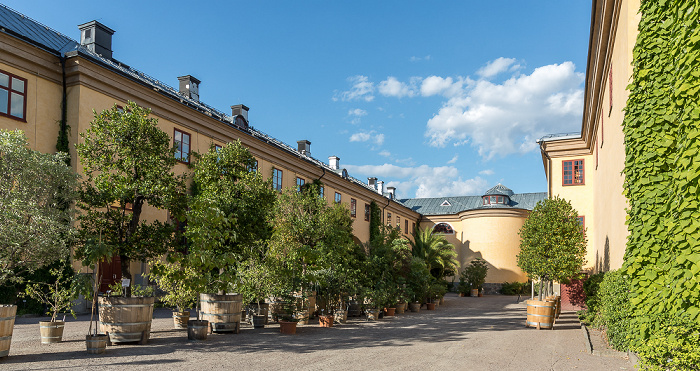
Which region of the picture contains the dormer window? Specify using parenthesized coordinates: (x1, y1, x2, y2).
(433, 223, 454, 234)
(440, 200, 451, 207)
(482, 195, 508, 206)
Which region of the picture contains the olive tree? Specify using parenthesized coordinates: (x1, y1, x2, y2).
(517, 196, 587, 300)
(75, 102, 186, 296)
(0, 130, 77, 285)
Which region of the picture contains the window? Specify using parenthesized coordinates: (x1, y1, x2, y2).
(272, 168, 283, 192)
(412, 223, 416, 234)
(350, 198, 357, 218)
(319, 186, 324, 199)
(214, 144, 222, 152)
(248, 159, 258, 173)
(405, 219, 408, 233)
(364, 204, 370, 221)
(396, 215, 401, 229)
(433, 222, 454, 234)
(563, 159, 585, 185)
(334, 192, 341, 204)
(174, 129, 191, 163)
(0, 70, 27, 121)
(482, 195, 508, 205)
(387, 212, 392, 225)
(577, 216, 585, 232)
(296, 177, 305, 192)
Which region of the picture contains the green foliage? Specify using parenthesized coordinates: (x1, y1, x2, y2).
(461, 258, 489, 290)
(577, 272, 605, 325)
(363, 226, 413, 308)
(0, 129, 77, 285)
(517, 196, 587, 287)
(368, 201, 381, 244)
(150, 255, 203, 312)
(405, 257, 431, 303)
(186, 141, 276, 293)
(21, 262, 90, 322)
(499, 281, 529, 295)
(596, 270, 631, 351)
(635, 313, 700, 371)
(621, 1, 700, 360)
(75, 102, 186, 292)
(410, 227, 458, 279)
(106, 282, 154, 297)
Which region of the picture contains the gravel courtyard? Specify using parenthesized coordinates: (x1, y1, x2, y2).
(2, 294, 635, 370)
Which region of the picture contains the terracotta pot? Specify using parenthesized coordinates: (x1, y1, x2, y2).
(478, 291, 483, 297)
(459, 292, 466, 297)
(426, 302, 436, 310)
(439, 296, 445, 305)
(385, 308, 396, 316)
(470, 289, 479, 297)
(318, 315, 333, 327)
(279, 321, 297, 334)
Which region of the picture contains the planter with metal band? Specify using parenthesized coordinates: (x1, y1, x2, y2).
(99, 296, 154, 345)
(525, 299, 555, 330)
(39, 321, 65, 344)
(200, 293, 242, 334)
(0, 305, 17, 357)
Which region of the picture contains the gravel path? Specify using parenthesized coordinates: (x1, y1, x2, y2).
(2, 294, 635, 370)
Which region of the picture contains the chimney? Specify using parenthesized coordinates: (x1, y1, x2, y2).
(78, 21, 115, 59)
(377, 180, 384, 195)
(297, 140, 311, 155)
(387, 186, 396, 199)
(231, 104, 249, 122)
(329, 156, 340, 170)
(178, 75, 201, 102)
(368, 177, 377, 190)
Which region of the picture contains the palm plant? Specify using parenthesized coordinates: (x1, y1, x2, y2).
(410, 227, 459, 279)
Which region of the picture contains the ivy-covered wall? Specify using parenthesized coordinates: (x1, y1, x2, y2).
(623, 0, 700, 345)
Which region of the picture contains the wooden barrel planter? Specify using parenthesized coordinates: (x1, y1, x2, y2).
(470, 289, 479, 297)
(187, 320, 209, 340)
(99, 296, 154, 345)
(307, 292, 316, 319)
(0, 305, 17, 357)
(200, 293, 242, 334)
(85, 334, 108, 354)
(546, 296, 561, 318)
(318, 315, 333, 327)
(395, 303, 406, 314)
(173, 311, 190, 329)
(347, 301, 362, 317)
(39, 321, 65, 344)
(408, 302, 420, 312)
(426, 302, 436, 310)
(526, 299, 555, 330)
(252, 315, 266, 329)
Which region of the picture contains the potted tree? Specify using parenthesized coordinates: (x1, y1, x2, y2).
(150, 257, 200, 329)
(238, 256, 278, 329)
(406, 257, 431, 312)
(22, 262, 90, 344)
(462, 258, 489, 297)
(75, 102, 186, 345)
(0, 130, 77, 357)
(517, 197, 587, 330)
(457, 270, 471, 297)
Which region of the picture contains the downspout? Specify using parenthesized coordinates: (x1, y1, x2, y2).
(57, 55, 70, 166)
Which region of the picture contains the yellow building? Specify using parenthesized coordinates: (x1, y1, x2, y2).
(402, 184, 547, 293)
(0, 6, 419, 287)
(538, 0, 641, 273)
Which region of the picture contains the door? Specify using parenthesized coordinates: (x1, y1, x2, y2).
(98, 255, 122, 293)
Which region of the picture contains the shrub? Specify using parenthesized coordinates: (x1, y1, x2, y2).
(577, 272, 605, 325)
(636, 313, 700, 371)
(597, 270, 630, 350)
(499, 281, 528, 295)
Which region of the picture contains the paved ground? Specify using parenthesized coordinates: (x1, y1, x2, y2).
(2, 294, 635, 370)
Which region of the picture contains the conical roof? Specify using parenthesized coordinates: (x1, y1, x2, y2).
(483, 183, 514, 197)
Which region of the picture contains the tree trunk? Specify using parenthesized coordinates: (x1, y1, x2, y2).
(538, 279, 543, 301)
(121, 255, 131, 297)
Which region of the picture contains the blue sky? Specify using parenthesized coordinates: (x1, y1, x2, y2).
(6, 1, 591, 199)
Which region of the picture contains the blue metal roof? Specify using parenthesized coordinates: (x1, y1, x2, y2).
(484, 183, 514, 197)
(0, 4, 78, 55)
(400, 191, 547, 216)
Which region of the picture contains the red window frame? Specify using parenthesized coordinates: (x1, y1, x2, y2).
(272, 168, 283, 192)
(562, 159, 585, 186)
(174, 128, 191, 164)
(350, 198, 357, 217)
(0, 69, 28, 121)
(364, 204, 370, 221)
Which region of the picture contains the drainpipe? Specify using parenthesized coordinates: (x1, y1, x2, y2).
(58, 55, 70, 166)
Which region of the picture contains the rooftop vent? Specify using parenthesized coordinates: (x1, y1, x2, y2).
(368, 177, 377, 190)
(177, 75, 201, 102)
(297, 140, 311, 155)
(78, 20, 115, 59)
(231, 104, 249, 122)
(387, 186, 396, 199)
(377, 180, 384, 195)
(329, 156, 340, 170)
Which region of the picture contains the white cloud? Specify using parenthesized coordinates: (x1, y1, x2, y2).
(344, 163, 489, 198)
(378, 150, 391, 157)
(410, 55, 431, 62)
(479, 169, 495, 176)
(378, 76, 419, 98)
(426, 61, 584, 159)
(447, 154, 459, 164)
(348, 108, 367, 117)
(334, 75, 375, 102)
(349, 131, 384, 146)
(476, 57, 521, 79)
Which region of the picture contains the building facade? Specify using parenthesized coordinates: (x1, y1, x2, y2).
(538, 0, 641, 273)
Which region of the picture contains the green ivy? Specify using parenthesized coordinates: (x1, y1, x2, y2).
(369, 201, 381, 245)
(596, 270, 631, 351)
(622, 0, 700, 364)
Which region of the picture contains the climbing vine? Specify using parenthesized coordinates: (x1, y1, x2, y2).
(369, 200, 381, 245)
(622, 0, 700, 349)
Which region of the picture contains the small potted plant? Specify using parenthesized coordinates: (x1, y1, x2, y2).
(458, 270, 470, 297)
(22, 262, 90, 344)
(150, 257, 199, 329)
(239, 258, 276, 329)
(462, 258, 489, 297)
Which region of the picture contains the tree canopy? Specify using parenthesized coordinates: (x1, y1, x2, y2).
(0, 130, 77, 284)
